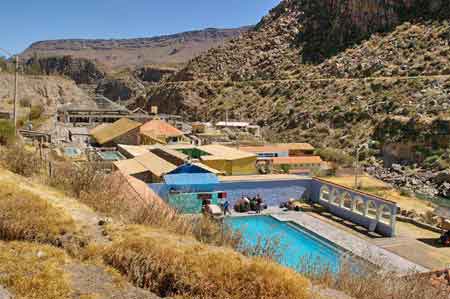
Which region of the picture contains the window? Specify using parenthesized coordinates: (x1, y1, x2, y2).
(330, 189, 340, 206)
(353, 197, 365, 215)
(341, 193, 353, 210)
(367, 201, 377, 219)
(379, 205, 393, 225)
(320, 186, 330, 202)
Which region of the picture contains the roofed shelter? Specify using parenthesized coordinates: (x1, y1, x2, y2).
(140, 119, 185, 145)
(198, 144, 257, 176)
(163, 163, 224, 214)
(113, 152, 177, 183)
(90, 118, 141, 147)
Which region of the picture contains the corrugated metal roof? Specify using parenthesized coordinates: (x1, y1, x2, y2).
(192, 162, 225, 175)
(134, 152, 177, 177)
(164, 173, 219, 186)
(140, 119, 184, 137)
(152, 145, 189, 161)
(117, 144, 155, 158)
(114, 159, 148, 175)
(198, 144, 256, 161)
(90, 118, 141, 145)
(272, 156, 323, 165)
(240, 143, 315, 153)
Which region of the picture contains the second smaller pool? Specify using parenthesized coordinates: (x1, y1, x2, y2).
(226, 216, 343, 272)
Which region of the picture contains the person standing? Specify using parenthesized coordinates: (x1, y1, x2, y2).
(223, 200, 231, 216)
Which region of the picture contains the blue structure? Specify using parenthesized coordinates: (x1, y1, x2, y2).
(165, 173, 219, 192)
(159, 164, 224, 214)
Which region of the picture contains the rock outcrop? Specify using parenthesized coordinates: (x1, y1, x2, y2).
(25, 56, 105, 84)
(299, 0, 450, 61)
(0, 73, 89, 115)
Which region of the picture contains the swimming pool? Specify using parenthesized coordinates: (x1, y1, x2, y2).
(226, 216, 343, 272)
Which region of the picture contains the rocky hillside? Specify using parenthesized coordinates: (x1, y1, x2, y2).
(0, 73, 89, 116)
(21, 27, 250, 71)
(146, 0, 450, 197)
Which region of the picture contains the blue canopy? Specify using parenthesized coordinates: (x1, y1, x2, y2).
(164, 173, 219, 192)
(167, 164, 211, 175)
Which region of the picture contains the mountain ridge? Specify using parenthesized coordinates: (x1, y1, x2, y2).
(21, 27, 252, 71)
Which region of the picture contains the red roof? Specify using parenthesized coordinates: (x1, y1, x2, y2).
(140, 120, 183, 137)
(272, 156, 323, 165)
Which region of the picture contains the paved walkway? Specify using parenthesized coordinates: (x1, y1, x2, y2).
(264, 210, 429, 273)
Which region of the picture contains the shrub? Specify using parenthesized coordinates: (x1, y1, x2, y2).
(315, 147, 353, 166)
(47, 161, 105, 198)
(0, 120, 15, 145)
(19, 97, 31, 107)
(102, 229, 311, 299)
(0, 143, 41, 176)
(30, 104, 44, 120)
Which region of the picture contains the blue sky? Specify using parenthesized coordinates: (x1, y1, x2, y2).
(0, 0, 281, 55)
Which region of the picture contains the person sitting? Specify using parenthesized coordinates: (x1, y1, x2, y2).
(440, 230, 450, 246)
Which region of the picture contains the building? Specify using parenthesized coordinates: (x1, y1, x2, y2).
(198, 144, 257, 176)
(271, 156, 323, 174)
(90, 118, 142, 147)
(140, 119, 186, 145)
(57, 96, 152, 125)
(113, 152, 177, 183)
(240, 143, 315, 158)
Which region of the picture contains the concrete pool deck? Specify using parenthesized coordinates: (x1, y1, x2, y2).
(230, 208, 429, 274)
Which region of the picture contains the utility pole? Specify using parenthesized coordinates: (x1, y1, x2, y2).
(13, 55, 18, 135)
(0, 48, 19, 134)
(354, 146, 360, 189)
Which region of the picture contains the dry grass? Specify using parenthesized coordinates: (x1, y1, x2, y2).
(0, 181, 84, 250)
(297, 257, 449, 299)
(0, 241, 72, 299)
(0, 143, 42, 177)
(101, 225, 311, 299)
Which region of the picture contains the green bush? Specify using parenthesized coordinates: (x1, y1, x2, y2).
(315, 147, 353, 166)
(30, 105, 44, 120)
(0, 120, 15, 145)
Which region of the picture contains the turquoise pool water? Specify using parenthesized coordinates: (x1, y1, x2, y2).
(226, 216, 342, 272)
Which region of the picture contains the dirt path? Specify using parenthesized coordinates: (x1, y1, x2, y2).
(0, 169, 109, 245)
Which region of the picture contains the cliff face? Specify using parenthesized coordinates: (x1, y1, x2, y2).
(300, 0, 450, 61)
(25, 56, 105, 85)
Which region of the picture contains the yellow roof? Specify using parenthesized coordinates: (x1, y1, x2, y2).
(199, 144, 256, 161)
(113, 159, 148, 175)
(90, 118, 141, 145)
(134, 153, 177, 177)
(192, 162, 226, 175)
